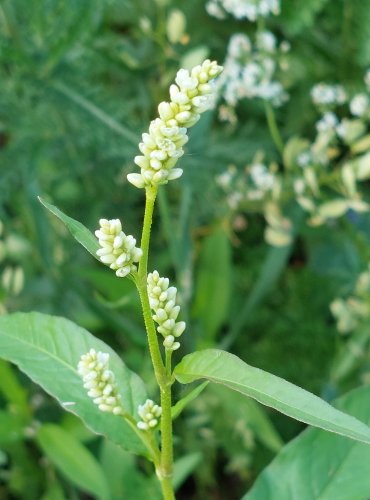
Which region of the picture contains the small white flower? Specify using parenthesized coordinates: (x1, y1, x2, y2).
(95, 219, 142, 277)
(297, 151, 311, 168)
(256, 31, 276, 53)
(250, 163, 275, 191)
(137, 399, 162, 431)
(78, 349, 124, 415)
(350, 93, 369, 117)
(316, 112, 338, 133)
(311, 83, 347, 107)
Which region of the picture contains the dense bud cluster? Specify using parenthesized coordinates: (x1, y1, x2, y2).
(147, 271, 186, 351)
(78, 349, 123, 415)
(95, 219, 142, 277)
(127, 60, 223, 189)
(137, 399, 162, 431)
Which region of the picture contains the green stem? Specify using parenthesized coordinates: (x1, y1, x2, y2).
(159, 384, 174, 500)
(136, 185, 175, 499)
(136, 186, 166, 386)
(165, 350, 172, 379)
(264, 101, 284, 155)
(123, 412, 161, 465)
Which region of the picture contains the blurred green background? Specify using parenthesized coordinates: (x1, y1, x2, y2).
(1, 0, 370, 498)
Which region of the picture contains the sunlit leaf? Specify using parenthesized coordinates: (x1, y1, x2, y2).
(0, 312, 147, 455)
(174, 349, 370, 444)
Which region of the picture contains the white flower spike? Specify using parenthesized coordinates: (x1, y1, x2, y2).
(128, 60, 223, 189)
(147, 270, 186, 351)
(137, 399, 162, 431)
(95, 218, 142, 277)
(78, 349, 124, 415)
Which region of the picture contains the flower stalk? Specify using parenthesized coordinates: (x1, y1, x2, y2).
(81, 59, 223, 500)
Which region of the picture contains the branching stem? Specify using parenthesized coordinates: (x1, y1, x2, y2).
(135, 185, 175, 499)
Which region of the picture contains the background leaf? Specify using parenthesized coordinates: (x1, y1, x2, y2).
(37, 424, 110, 500)
(193, 226, 232, 345)
(38, 197, 99, 260)
(100, 440, 161, 500)
(243, 384, 370, 499)
(0, 312, 147, 455)
(174, 349, 370, 444)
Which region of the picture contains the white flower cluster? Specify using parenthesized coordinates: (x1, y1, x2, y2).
(95, 219, 142, 277)
(316, 111, 338, 133)
(350, 94, 369, 118)
(331, 265, 370, 334)
(217, 160, 278, 208)
(250, 163, 276, 193)
(206, 0, 280, 21)
(147, 271, 186, 351)
(311, 83, 347, 108)
(78, 349, 123, 415)
(137, 399, 162, 431)
(127, 60, 223, 189)
(217, 32, 289, 114)
(291, 71, 370, 226)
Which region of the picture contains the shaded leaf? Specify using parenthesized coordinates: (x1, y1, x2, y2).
(37, 424, 110, 500)
(244, 384, 370, 499)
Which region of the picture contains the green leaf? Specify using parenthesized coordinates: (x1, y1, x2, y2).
(0, 411, 24, 444)
(41, 480, 66, 500)
(281, 0, 329, 35)
(171, 381, 209, 420)
(221, 244, 292, 350)
(208, 384, 283, 453)
(283, 136, 310, 170)
(37, 424, 110, 500)
(174, 349, 370, 444)
(38, 197, 99, 260)
(193, 226, 232, 344)
(0, 360, 30, 419)
(100, 441, 161, 500)
(173, 452, 202, 490)
(243, 384, 370, 499)
(0, 312, 147, 455)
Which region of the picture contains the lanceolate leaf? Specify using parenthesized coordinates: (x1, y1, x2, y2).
(243, 384, 370, 499)
(171, 381, 209, 420)
(37, 424, 110, 500)
(38, 197, 99, 259)
(193, 226, 232, 344)
(0, 312, 147, 455)
(174, 349, 370, 444)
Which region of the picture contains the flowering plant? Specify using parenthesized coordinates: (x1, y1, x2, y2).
(1, 60, 370, 499)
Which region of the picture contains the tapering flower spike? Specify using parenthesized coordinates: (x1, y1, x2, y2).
(147, 270, 186, 351)
(127, 59, 223, 188)
(137, 399, 162, 430)
(95, 218, 142, 277)
(78, 349, 124, 415)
